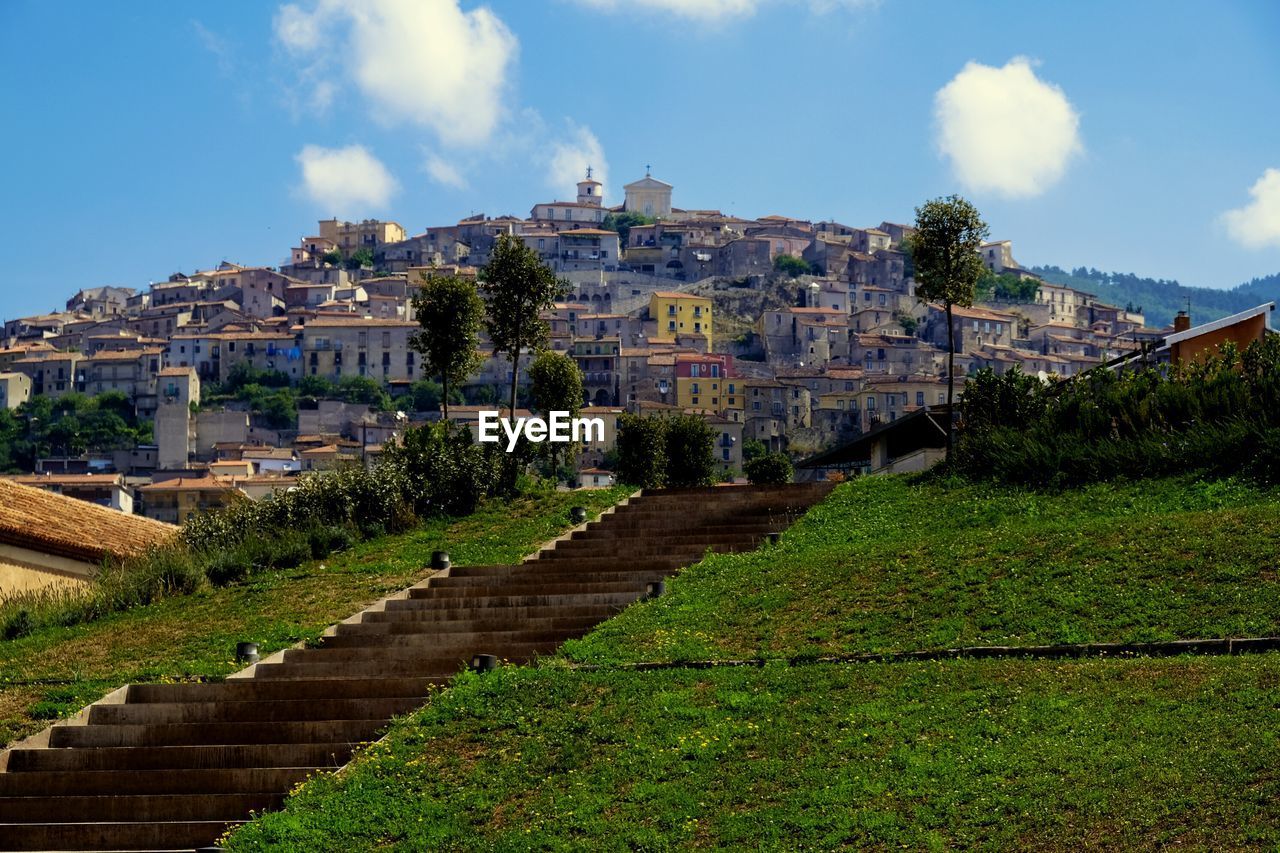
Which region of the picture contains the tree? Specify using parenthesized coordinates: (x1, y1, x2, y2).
(409, 272, 484, 421)
(615, 413, 667, 488)
(337, 376, 392, 411)
(321, 249, 343, 266)
(528, 349, 584, 480)
(664, 414, 716, 488)
(745, 452, 793, 485)
(906, 195, 989, 458)
(602, 211, 655, 249)
(773, 253, 811, 278)
(480, 233, 566, 416)
(346, 247, 374, 269)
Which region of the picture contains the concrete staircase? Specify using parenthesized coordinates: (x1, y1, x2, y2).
(0, 483, 832, 851)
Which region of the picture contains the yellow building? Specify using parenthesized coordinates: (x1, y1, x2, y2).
(673, 353, 738, 414)
(650, 292, 712, 346)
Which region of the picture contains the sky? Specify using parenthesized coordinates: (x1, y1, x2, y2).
(1, 0, 1278, 320)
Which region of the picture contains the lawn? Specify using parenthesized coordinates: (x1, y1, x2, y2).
(225, 475, 1280, 851)
(0, 487, 628, 746)
(229, 656, 1280, 851)
(564, 475, 1280, 664)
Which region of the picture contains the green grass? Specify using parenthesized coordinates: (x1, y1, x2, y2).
(229, 656, 1280, 851)
(225, 475, 1280, 850)
(564, 475, 1280, 664)
(0, 487, 628, 747)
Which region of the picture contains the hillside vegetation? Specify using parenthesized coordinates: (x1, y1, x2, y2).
(1034, 265, 1280, 327)
(229, 476, 1280, 850)
(0, 488, 626, 747)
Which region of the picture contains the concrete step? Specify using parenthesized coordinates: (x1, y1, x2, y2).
(0, 820, 239, 851)
(4, 743, 357, 772)
(407, 580, 648, 599)
(125, 676, 440, 704)
(89, 696, 423, 726)
(317, 630, 578, 650)
(48, 719, 385, 749)
(450, 559, 680, 576)
(287, 641, 559, 664)
(250, 659, 465, 681)
(339, 614, 603, 634)
(0, 767, 315, 797)
(359, 604, 625, 623)
(0, 792, 282, 823)
(382, 591, 643, 611)
(426, 570, 664, 587)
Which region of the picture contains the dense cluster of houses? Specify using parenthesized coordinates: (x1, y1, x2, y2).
(0, 167, 1187, 520)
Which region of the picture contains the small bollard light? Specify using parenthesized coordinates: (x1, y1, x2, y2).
(431, 550, 451, 570)
(570, 506, 588, 524)
(646, 581, 666, 600)
(765, 532, 781, 546)
(235, 642, 259, 664)
(470, 653, 498, 674)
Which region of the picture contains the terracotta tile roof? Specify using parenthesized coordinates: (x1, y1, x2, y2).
(10, 474, 124, 488)
(0, 478, 174, 563)
(138, 476, 238, 493)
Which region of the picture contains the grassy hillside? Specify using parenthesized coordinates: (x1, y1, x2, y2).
(0, 487, 627, 747)
(228, 476, 1280, 850)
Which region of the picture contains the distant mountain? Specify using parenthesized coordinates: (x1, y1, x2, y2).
(1030, 266, 1279, 328)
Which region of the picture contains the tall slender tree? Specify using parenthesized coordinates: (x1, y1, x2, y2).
(528, 348, 584, 479)
(409, 271, 484, 421)
(906, 195, 989, 458)
(479, 234, 567, 416)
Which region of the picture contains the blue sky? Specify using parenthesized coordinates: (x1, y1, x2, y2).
(1, 0, 1278, 320)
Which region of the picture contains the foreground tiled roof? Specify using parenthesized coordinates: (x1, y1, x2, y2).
(0, 478, 174, 564)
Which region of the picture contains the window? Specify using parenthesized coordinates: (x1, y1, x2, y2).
(668, 321, 676, 332)
(845, 381, 854, 391)
(867, 396, 876, 410)
(382, 332, 391, 348)
(916, 391, 925, 406)
(878, 294, 886, 306)
(938, 392, 946, 404)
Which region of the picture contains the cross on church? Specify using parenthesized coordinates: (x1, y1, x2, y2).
(586, 165, 593, 179)
(645, 163, 651, 176)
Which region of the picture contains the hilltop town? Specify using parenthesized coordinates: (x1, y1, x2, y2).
(0, 168, 1168, 522)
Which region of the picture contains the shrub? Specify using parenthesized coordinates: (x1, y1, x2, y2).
(745, 452, 793, 485)
(955, 338, 1280, 487)
(664, 415, 717, 488)
(616, 413, 668, 488)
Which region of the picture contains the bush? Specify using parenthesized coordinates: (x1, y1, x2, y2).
(309, 525, 355, 559)
(745, 452, 793, 485)
(664, 415, 717, 488)
(616, 413, 668, 488)
(955, 338, 1280, 487)
(616, 414, 718, 489)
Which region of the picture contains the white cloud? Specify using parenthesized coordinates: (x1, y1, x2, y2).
(573, 0, 758, 20)
(295, 144, 398, 214)
(572, 0, 870, 21)
(274, 0, 517, 147)
(546, 123, 609, 202)
(424, 153, 468, 190)
(934, 56, 1082, 199)
(1223, 169, 1280, 250)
